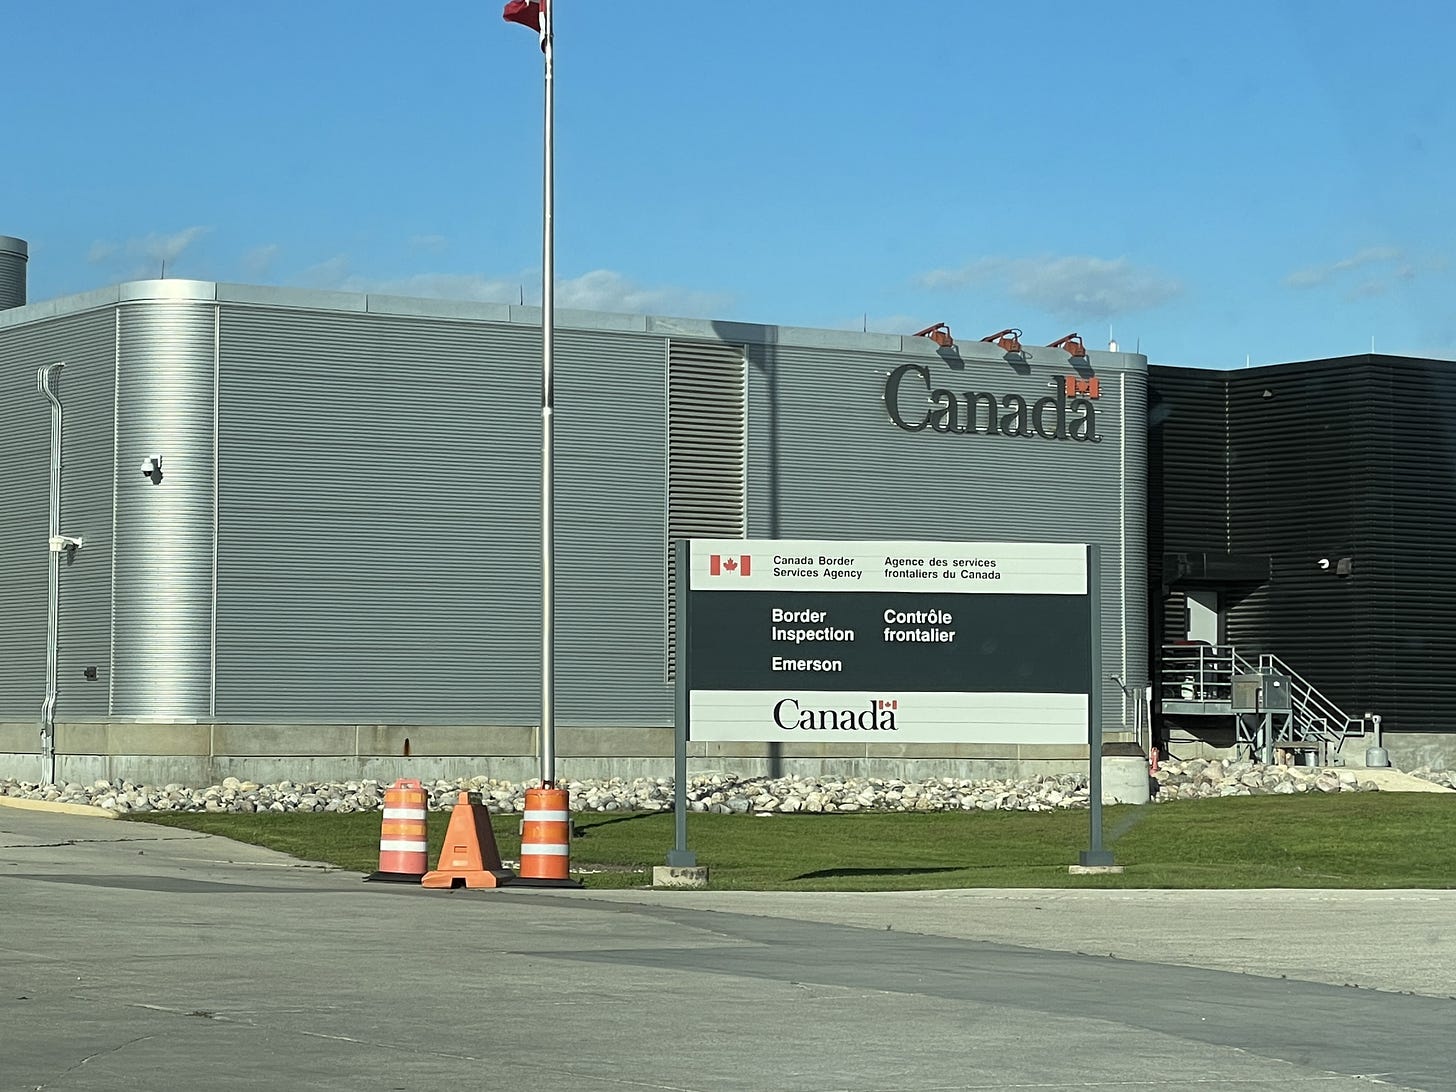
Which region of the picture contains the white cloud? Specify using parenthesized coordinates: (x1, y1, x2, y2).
(86, 226, 212, 274)
(554, 269, 732, 317)
(917, 255, 1181, 322)
(141, 226, 210, 264)
(1285, 246, 1403, 289)
(296, 255, 355, 289)
(242, 243, 280, 277)
(296, 258, 525, 302)
(374, 272, 528, 301)
(294, 259, 732, 316)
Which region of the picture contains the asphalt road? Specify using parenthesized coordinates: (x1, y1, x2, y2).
(2, 805, 1453, 1091)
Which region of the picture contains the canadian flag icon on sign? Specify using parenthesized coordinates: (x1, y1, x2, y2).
(709, 554, 752, 577)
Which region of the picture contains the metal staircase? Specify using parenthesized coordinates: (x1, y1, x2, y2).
(1159, 645, 1369, 764)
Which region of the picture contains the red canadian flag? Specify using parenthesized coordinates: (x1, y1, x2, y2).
(503, 0, 549, 50)
(709, 554, 752, 577)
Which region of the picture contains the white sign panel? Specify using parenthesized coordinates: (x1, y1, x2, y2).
(689, 538, 1086, 595)
(690, 691, 1089, 745)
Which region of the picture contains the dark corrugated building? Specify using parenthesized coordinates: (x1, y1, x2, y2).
(1150, 356, 1456, 769)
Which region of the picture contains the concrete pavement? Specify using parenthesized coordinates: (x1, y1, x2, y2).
(2, 806, 1453, 1091)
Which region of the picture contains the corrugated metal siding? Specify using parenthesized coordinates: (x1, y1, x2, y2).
(0, 328, 48, 719)
(666, 339, 746, 678)
(555, 328, 671, 723)
(112, 302, 216, 717)
(214, 307, 672, 725)
(215, 307, 539, 723)
(0, 310, 114, 718)
(667, 340, 746, 534)
(1147, 366, 1228, 556)
(1147, 365, 1231, 706)
(1371, 359, 1456, 732)
(1222, 360, 1379, 726)
(1161, 591, 1189, 644)
(56, 313, 117, 718)
(1150, 356, 1456, 736)
(747, 341, 1147, 734)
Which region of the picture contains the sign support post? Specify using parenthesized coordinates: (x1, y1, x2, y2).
(668, 538, 696, 867)
(1079, 543, 1115, 868)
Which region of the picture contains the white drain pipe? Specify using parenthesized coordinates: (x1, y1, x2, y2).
(37, 362, 65, 786)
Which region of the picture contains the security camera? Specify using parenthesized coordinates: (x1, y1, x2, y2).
(141, 457, 157, 476)
(1317, 558, 1331, 570)
(140, 456, 163, 483)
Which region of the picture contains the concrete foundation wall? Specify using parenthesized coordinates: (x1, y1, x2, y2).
(1375, 732, 1456, 772)
(0, 720, 1133, 786)
(1160, 728, 1456, 770)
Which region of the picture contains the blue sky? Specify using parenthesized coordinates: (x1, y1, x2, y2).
(5, 1, 1453, 368)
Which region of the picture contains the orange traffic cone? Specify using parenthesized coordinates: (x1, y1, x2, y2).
(512, 785, 584, 888)
(421, 792, 515, 889)
(365, 778, 430, 883)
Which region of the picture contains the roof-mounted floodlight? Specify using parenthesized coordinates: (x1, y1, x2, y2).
(1049, 332, 1088, 358)
(910, 322, 954, 349)
(981, 328, 1023, 354)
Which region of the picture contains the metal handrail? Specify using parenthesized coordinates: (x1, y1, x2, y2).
(1159, 644, 1368, 759)
(1257, 653, 1367, 735)
(1160, 644, 1237, 700)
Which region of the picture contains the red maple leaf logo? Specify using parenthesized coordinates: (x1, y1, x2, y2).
(709, 554, 752, 576)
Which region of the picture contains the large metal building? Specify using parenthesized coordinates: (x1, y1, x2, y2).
(0, 242, 1149, 785)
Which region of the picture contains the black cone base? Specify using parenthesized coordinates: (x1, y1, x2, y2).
(508, 875, 586, 888)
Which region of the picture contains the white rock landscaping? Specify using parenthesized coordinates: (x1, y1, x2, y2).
(0, 754, 1430, 817)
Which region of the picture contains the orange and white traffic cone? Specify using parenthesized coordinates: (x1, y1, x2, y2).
(513, 785, 583, 888)
(365, 778, 429, 883)
(421, 792, 515, 890)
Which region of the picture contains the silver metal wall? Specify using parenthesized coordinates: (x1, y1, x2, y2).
(0, 309, 115, 720)
(553, 328, 671, 722)
(56, 312, 117, 718)
(212, 304, 672, 724)
(112, 299, 216, 717)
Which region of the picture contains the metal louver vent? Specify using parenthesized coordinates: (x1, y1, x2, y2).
(667, 339, 746, 678)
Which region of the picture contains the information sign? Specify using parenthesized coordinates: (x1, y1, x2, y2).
(682, 539, 1093, 745)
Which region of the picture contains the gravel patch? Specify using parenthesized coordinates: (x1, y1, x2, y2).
(1408, 766, 1456, 790)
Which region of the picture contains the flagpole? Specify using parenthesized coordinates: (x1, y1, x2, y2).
(540, 0, 556, 787)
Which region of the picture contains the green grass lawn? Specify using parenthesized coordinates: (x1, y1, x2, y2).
(126, 793, 1456, 891)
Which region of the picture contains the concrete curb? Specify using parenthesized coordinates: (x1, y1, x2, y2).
(0, 795, 118, 819)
